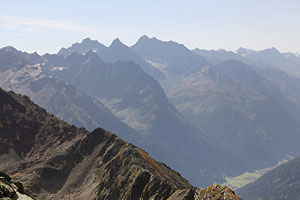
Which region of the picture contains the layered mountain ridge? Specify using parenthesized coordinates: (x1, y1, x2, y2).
(131, 35, 209, 76)
(0, 87, 241, 199)
(58, 37, 165, 81)
(130, 36, 300, 175)
(43, 50, 227, 186)
(2, 35, 300, 198)
(0, 47, 139, 144)
(0, 45, 227, 187)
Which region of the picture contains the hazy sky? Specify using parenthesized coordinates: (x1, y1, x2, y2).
(1, 0, 300, 54)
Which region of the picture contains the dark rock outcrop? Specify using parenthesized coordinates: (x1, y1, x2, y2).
(0, 171, 34, 200)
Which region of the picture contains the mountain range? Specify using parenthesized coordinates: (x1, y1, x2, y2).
(58, 37, 165, 81)
(194, 46, 300, 78)
(129, 36, 300, 174)
(0, 45, 226, 187)
(1, 35, 300, 198)
(0, 47, 139, 143)
(132, 35, 209, 77)
(0, 86, 241, 199)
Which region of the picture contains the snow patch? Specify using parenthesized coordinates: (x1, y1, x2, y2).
(53, 67, 64, 71)
(146, 59, 168, 70)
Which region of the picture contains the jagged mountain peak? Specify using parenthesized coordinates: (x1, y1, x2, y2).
(82, 37, 92, 43)
(109, 38, 126, 48)
(236, 47, 282, 56)
(80, 37, 104, 46)
(58, 38, 107, 56)
(137, 34, 151, 41)
(54, 37, 165, 80)
(135, 35, 160, 43)
(262, 47, 281, 55)
(236, 47, 255, 56)
(134, 35, 184, 48)
(132, 36, 209, 76)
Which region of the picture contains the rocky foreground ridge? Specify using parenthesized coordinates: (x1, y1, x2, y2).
(0, 87, 240, 199)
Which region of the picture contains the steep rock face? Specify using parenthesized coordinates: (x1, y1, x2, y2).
(0, 87, 241, 199)
(237, 156, 300, 200)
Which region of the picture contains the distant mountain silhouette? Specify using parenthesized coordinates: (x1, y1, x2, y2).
(193, 48, 249, 65)
(236, 47, 300, 77)
(58, 38, 165, 80)
(58, 37, 107, 56)
(132, 35, 209, 76)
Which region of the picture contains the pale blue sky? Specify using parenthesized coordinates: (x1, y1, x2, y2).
(0, 0, 300, 54)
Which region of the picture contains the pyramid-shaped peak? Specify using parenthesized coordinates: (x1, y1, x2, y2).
(140, 35, 150, 40)
(81, 37, 103, 45)
(236, 47, 249, 53)
(82, 37, 92, 43)
(135, 35, 160, 44)
(137, 35, 151, 42)
(110, 38, 126, 48)
(2, 46, 19, 53)
(267, 47, 280, 53)
(236, 47, 255, 55)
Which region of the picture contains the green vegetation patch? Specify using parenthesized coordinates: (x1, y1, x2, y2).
(223, 159, 289, 190)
